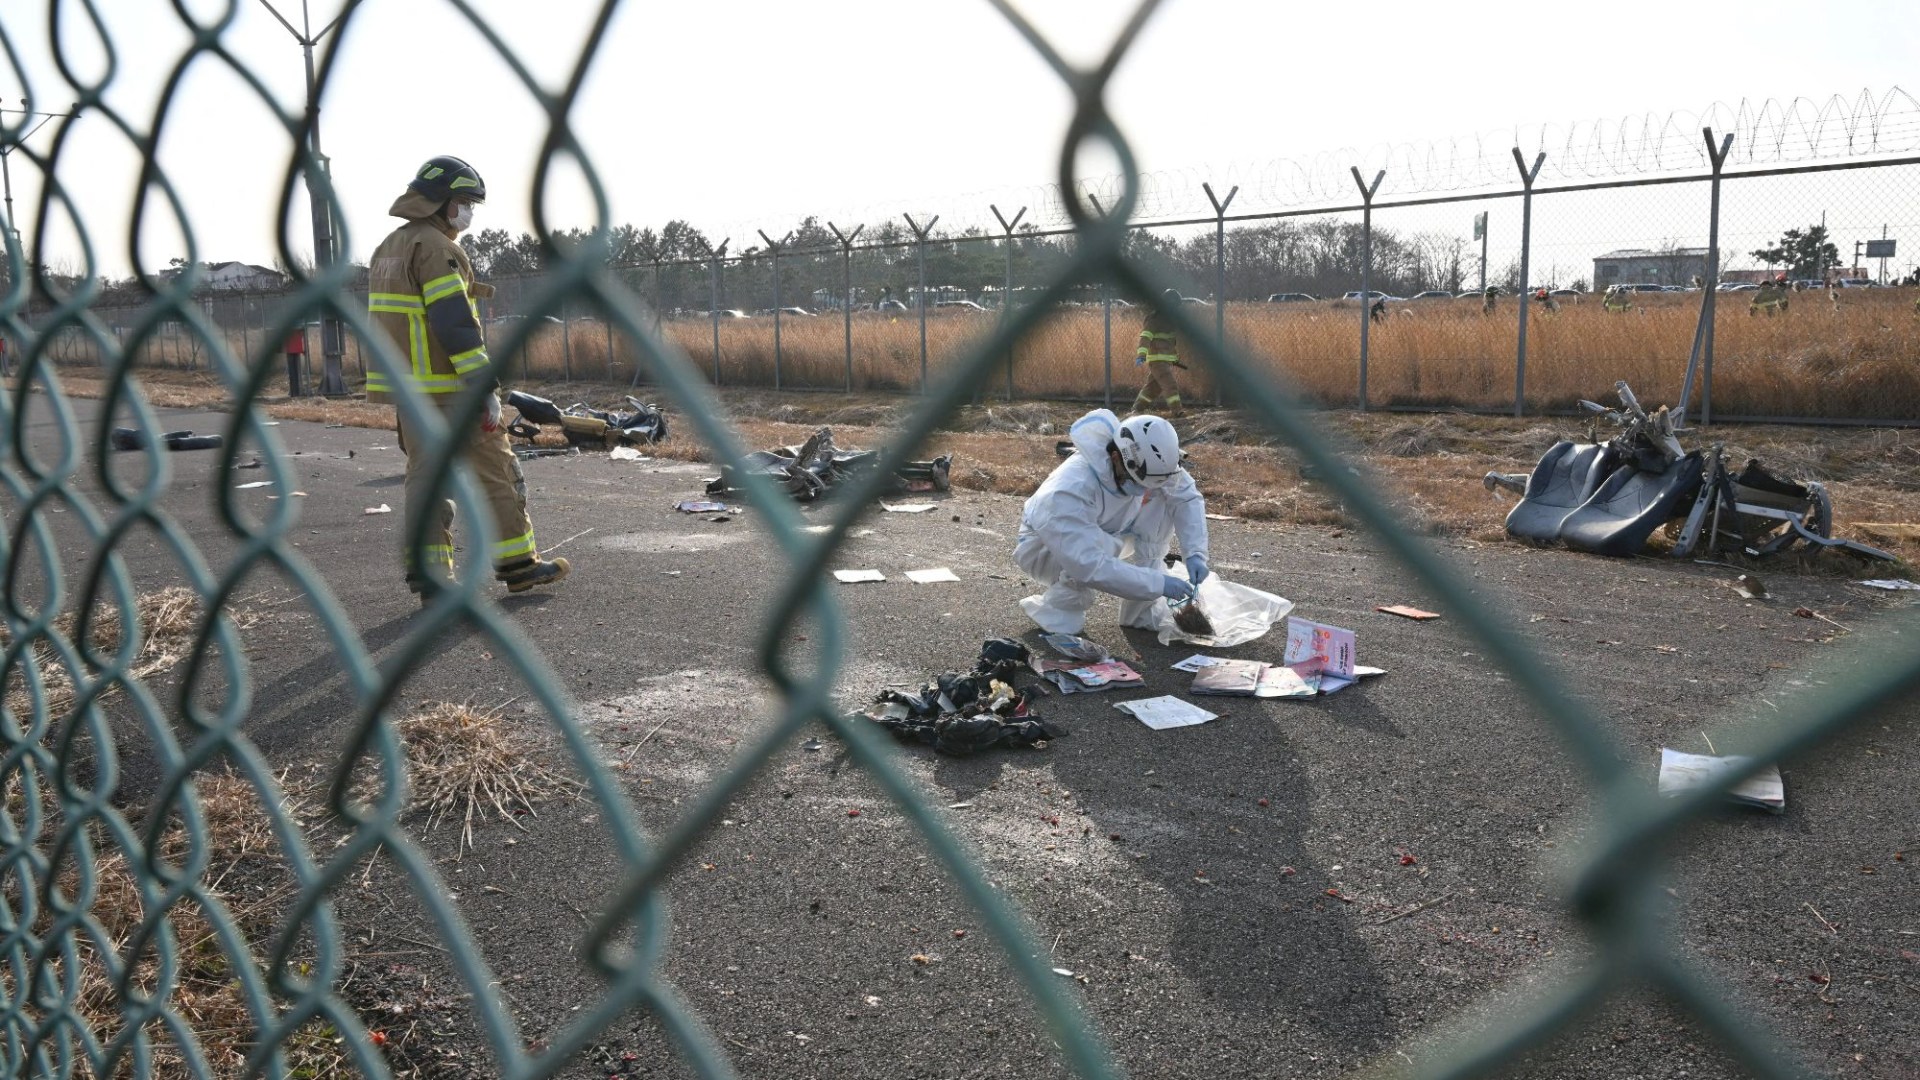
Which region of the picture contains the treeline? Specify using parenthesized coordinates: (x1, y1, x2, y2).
(461, 216, 1510, 315)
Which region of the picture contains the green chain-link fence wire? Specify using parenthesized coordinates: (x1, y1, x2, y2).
(3, 1, 1918, 1077)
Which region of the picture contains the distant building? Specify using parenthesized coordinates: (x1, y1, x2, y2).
(1591, 247, 1710, 289)
(164, 261, 288, 291)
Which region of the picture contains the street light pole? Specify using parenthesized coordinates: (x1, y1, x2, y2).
(260, 0, 348, 395)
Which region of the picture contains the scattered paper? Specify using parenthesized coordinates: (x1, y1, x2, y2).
(1376, 604, 1440, 621)
(833, 569, 886, 583)
(1204, 513, 1239, 521)
(1315, 674, 1355, 695)
(235, 480, 274, 489)
(364, 504, 392, 515)
(1031, 657, 1139, 694)
(1114, 696, 1218, 731)
(1170, 654, 1224, 673)
(1066, 661, 1142, 688)
(1857, 578, 1920, 591)
(904, 567, 960, 584)
(1190, 659, 1266, 696)
(609, 446, 648, 461)
(881, 502, 936, 513)
(1284, 617, 1356, 680)
(265, 491, 308, 499)
(1656, 748, 1785, 813)
(1255, 664, 1320, 698)
(1040, 633, 1109, 662)
(675, 500, 730, 513)
(1353, 665, 1386, 678)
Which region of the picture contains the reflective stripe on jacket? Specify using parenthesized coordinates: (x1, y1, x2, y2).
(1136, 306, 1178, 363)
(365, 198, 491, 402)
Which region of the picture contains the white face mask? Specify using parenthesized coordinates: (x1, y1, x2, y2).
(446, 201, 475, 232)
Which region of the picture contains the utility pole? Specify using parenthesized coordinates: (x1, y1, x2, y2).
(260, 0, 348, 395)
(0, 101, 77, 249)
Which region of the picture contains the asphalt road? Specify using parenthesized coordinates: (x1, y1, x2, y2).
(18, 397, 1917, 1079)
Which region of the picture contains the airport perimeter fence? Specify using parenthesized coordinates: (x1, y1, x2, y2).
(37, 154, 1920, 427)
(5, 3, 1920, 1079)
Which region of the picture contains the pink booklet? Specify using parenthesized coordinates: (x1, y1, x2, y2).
(1283, 617, 1355, 680)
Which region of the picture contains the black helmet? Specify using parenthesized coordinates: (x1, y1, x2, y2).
(408, 156, 486, 204)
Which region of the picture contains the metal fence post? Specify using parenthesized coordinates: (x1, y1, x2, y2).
(561, 295, 573, 382)
(1090, 193, 1113, 407)
(829, 221, 863, 392)
(904, 213, 938, 392)
(1679, 128, 1734, 427)
(1350, 168, 1384, 412)
(759, 229, 792, 391)
(709, 239, 728, 386)
(992, 204, 1026, 402)
(651, 256, 665, 339)
(1204, 182, 1237, 406)
(1511, 148, 1545, 417)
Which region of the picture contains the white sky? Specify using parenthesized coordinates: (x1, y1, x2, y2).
(6, 1, 1920, 280)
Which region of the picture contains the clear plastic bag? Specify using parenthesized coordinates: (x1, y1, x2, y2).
(1150, 573, 1294, 647)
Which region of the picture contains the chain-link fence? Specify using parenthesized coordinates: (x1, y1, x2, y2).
(39, 154, 1920, 423)
(4, 3, 1919, 1078)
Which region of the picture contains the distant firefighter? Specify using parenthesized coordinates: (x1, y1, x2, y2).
(1481, 285, 1499, 315)
(1602, 284, 1633, 313)
(1369, 298, 1388, 324)
(1750, 274, 1790, 317)
(1532, 287, 1558, 314)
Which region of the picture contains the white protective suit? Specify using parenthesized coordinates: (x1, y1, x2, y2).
(1014, 409, 1209, 634)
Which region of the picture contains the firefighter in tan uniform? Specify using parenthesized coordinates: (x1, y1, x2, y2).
(366, 156, 570, 602)
(1131, 290, 1186, 417)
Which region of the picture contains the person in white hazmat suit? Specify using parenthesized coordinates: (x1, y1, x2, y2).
(1014, 410, 1210, 634)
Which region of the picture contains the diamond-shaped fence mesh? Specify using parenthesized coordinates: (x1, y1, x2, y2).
(3, 2, 1918, 1078)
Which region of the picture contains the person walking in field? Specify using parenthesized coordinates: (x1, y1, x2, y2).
(1131, 289, 1187, 418)
(1481, 285, 1499, 315)
(366, 155, 571, 603)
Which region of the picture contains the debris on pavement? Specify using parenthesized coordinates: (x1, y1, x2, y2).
(1792, 606, 1851, 634)
(1728, 574, 1769, 599)
(904, 568, 960, 584)
(1656, 748, 1785, 813)
(1170, 655, 1223, 672)
(1041, 633, 1109, 662)
(1171, 595, 1216, 638)
(109, 426, 224, 452)
(704, 426, 952, 503)
(881, 502, 936, 513)
(1113, 696, 1218, 731)
(1856, 578, 1920, 591)
(1189, 659, 1265, 696)
(608, 446, 648, 462)
(860, 639, 1057, 756)
(833, 569, 886, 583)
(364, 503, 392, 515)
(1376, 604, 1441, 621)
(1284, 617, 1356, 680)
(1031, 658, 1143, 695)
(505, 390, 667, 451)
(234, 480, 274, 489)
(674, 500, 732, 514)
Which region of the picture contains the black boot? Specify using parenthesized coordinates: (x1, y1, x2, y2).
(497, 557, 571, 594)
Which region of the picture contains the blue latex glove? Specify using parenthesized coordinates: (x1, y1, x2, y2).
(1185, 553, 1210, 588)
(1160, 574, 1196, 602)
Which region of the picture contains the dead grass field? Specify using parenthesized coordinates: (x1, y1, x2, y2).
(54, 286, 1920, 420)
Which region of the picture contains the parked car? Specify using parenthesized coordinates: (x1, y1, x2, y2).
(1548, 288, 1579, 298)
(1341, 290, 1396, 301)
(1835, 279, 1876, 289)
(1716, 282, 1759, 292)
(934, 299, 987, 312)
(775, 306, 815, 317)
(488, 314, 563, 327)
(706, 309, 748, 319)
(1406, 290, 1453, 301)
(1178, 295, 1214, 307)
(1266, 292, 1319, 303)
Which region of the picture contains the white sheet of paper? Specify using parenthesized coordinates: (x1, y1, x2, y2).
(235, 480, 274, 489)
(1170, 654, 1224, 673)
(905, 567, 960, 584)
(1656, 748, 1785, 809)
(1113, 695, 1218, 730)
(833, 569, 886, 583)
(881, 503, 936, 513)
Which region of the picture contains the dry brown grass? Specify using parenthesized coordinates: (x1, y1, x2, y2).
(1, 767, 344, 1079)
(3, 587, 251, 721)
(384, 701, 577, 856)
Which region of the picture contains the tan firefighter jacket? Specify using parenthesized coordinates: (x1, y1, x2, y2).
(364, 189, 495, 402)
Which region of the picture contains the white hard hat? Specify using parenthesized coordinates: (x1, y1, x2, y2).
(1117, 414, 1182, 489)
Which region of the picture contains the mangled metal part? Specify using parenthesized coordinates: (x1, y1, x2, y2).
(706, 425, 953, 502)
(504, 390, 668, 452)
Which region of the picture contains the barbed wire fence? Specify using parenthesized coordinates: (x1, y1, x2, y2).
(3, 2, 1919, 1078)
